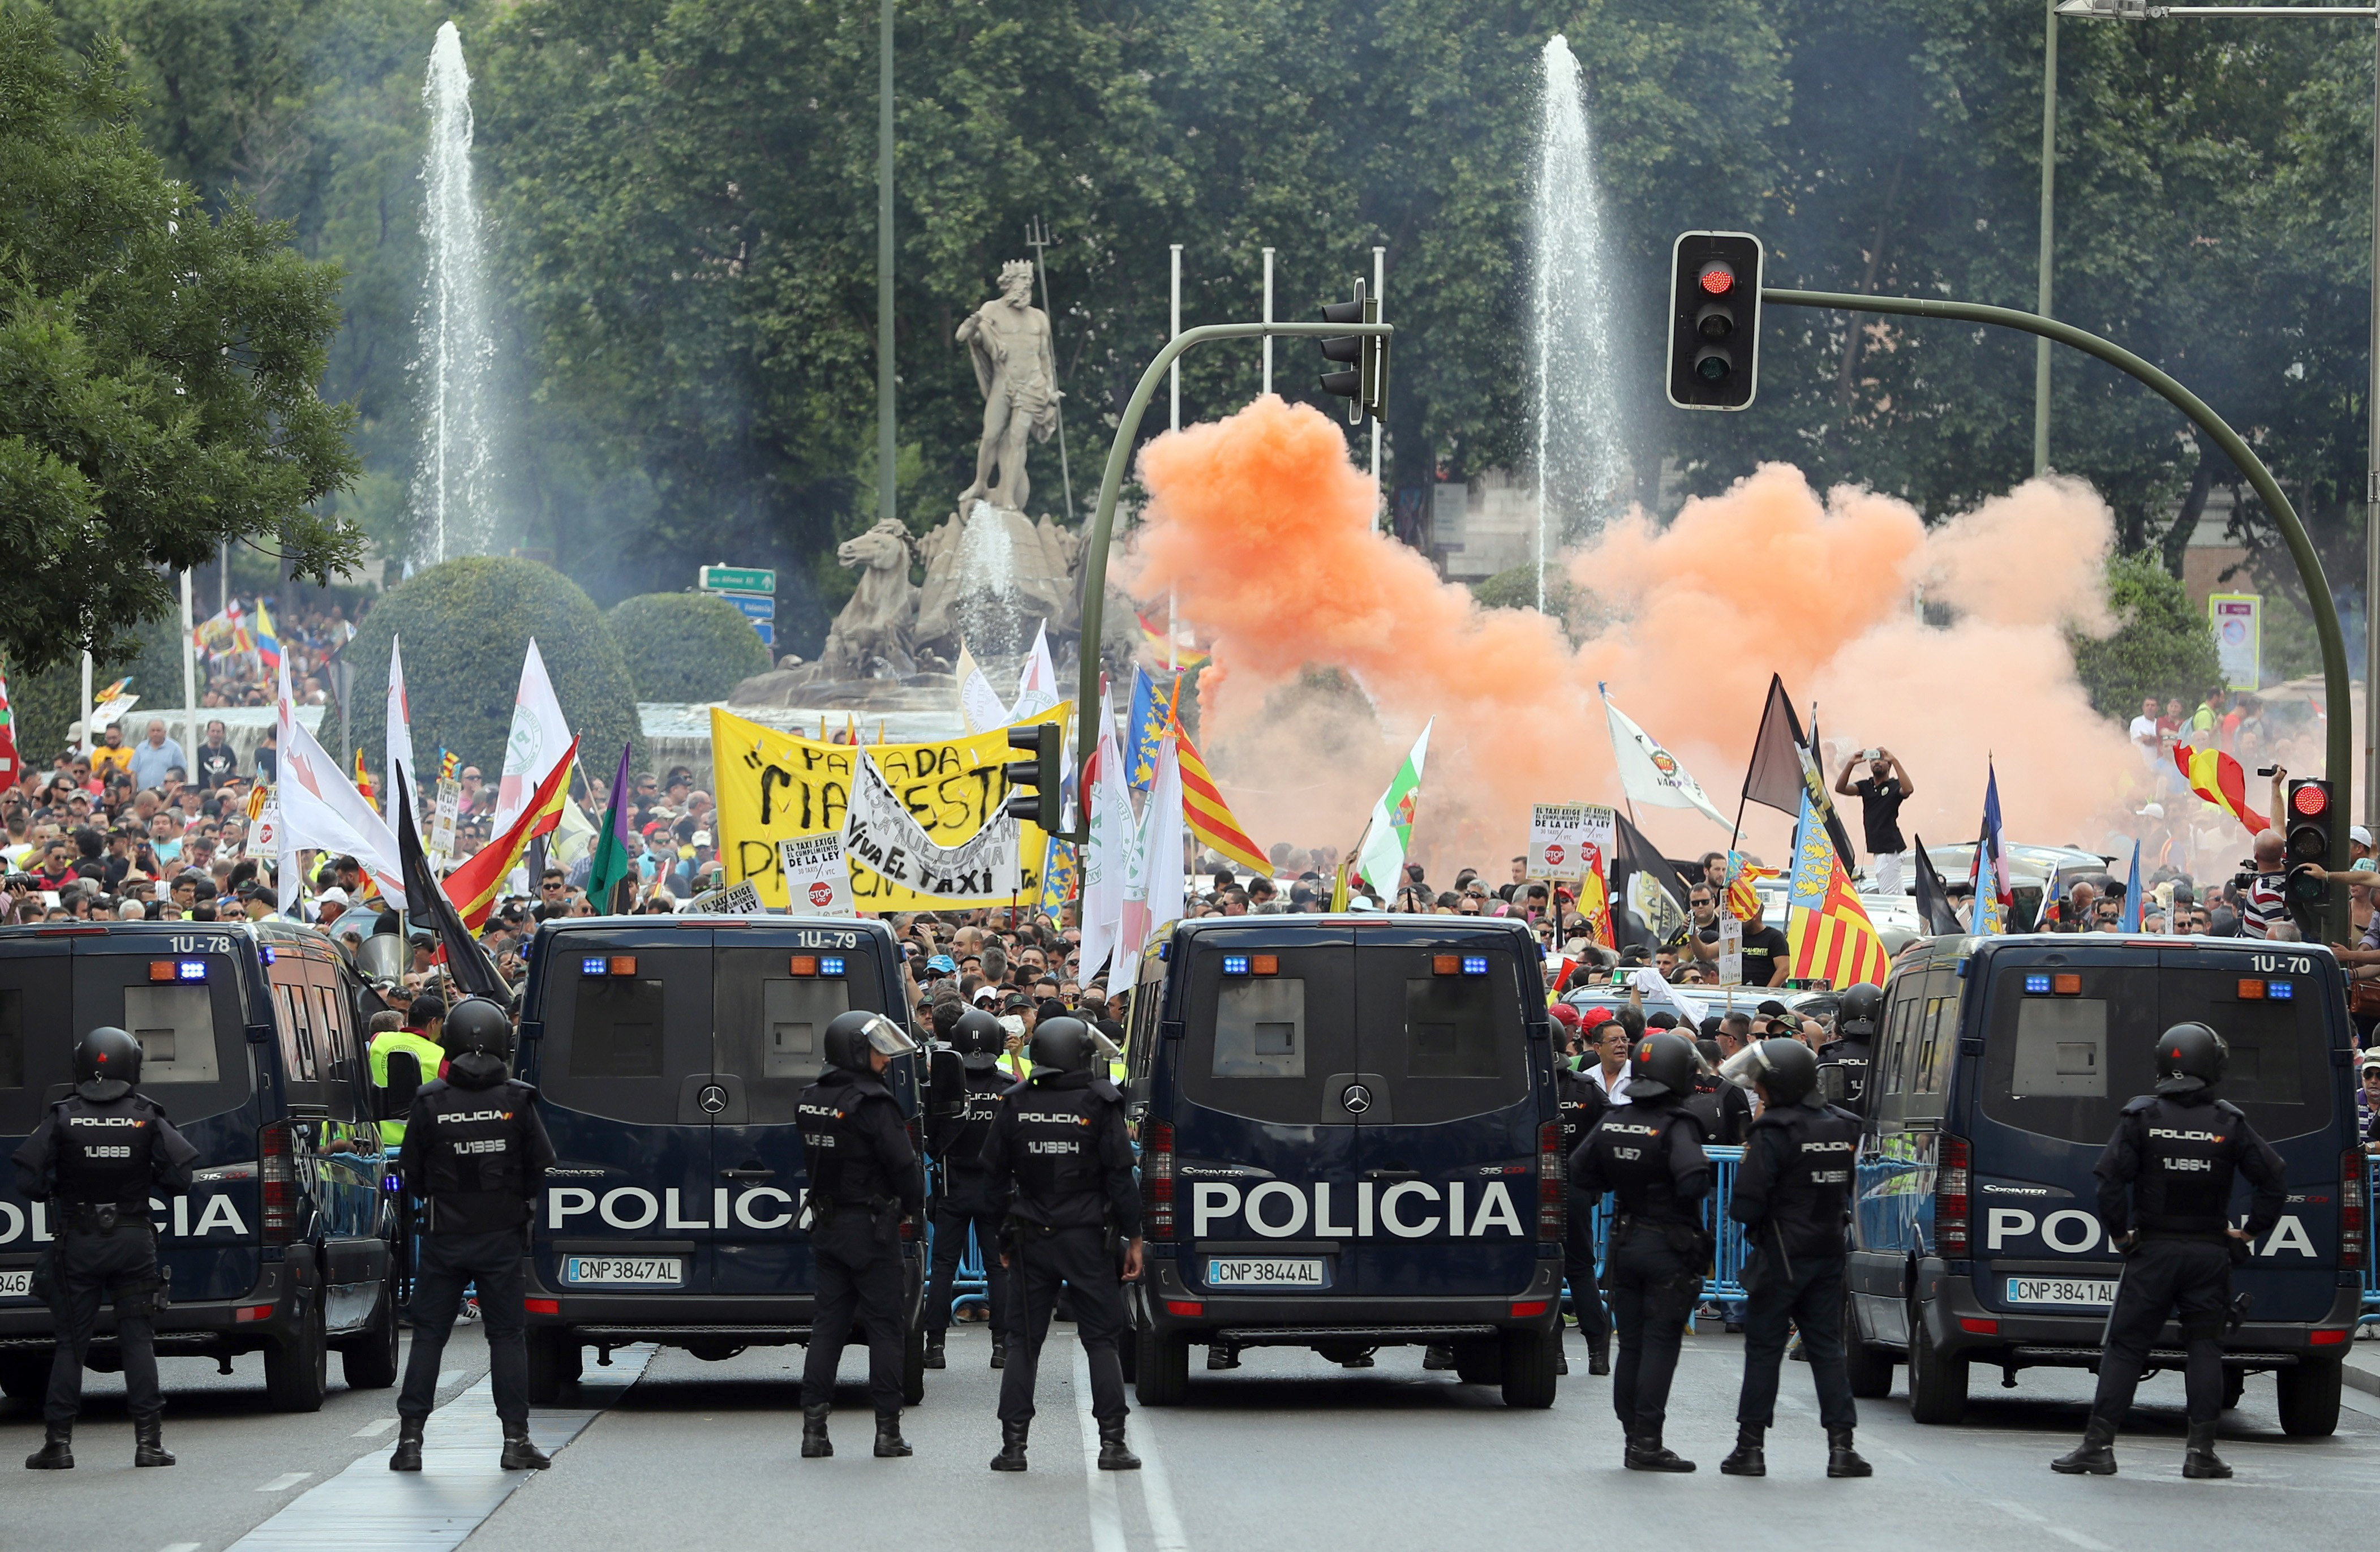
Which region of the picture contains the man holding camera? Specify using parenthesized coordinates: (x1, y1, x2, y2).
(1833, 748, 1915, 896)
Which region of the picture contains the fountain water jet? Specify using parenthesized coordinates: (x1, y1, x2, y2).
(410, 21, 497, 563)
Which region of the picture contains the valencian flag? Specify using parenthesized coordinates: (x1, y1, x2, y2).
(1786, 787, 1892, 988)
(1173, 724, 1270, 876)
(1125, 666, 1175, 794)
(1741, 673, 1857, 863)
(2173, 742, 2269, 834)
(1352, 719, 1433, 894)
(1911, 834, 1964, 936)
(443, 736, 578, 929)
(1972, 761, 2014, 934)
(1726, 851, 1779, 923)
(393, 762, 504, 1000)
(1037, 837, 1079, 919)
(585, 743, 638, 914)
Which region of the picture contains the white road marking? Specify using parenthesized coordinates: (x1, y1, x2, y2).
(255, 1472, 311, 1493)
(1135, 1407, 1191, 1552)
(350, 1417, 397, 1438)
(1073, 1341, 1127, 1552)
(2048, 1530, 2112, 1551)
(158, 1543, 201, 1552)
(1991, 1499, 2046, 1524)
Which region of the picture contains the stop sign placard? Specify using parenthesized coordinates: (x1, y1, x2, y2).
(808, 881, 835, 908)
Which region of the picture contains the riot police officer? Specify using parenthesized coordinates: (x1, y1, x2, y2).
(1718, 1036, 1871, 1479)
(797, 1010, 925, 1461)
(2052, 1022, 2284, 1480)
(1553, 1028, 1612, 1376)
(1815, 982, 1881, 1118)
(389, 996, 556, 1473)
(1568, 1031, 1712, 1472)
(923, 1007, 1013, 1370)
(980, 1016, 1142, 1474)
(12, 1026, 196, 1469)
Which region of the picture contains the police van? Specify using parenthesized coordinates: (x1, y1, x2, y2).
(1121, 916, 1565, 1408)
(1842, 932, 2362, 1435)
(0, 919, 402, 1412)
(513, 914, 925, 1403)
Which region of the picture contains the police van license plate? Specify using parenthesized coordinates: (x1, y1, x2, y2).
(1205, 1258, 1325, 1289)
(564, 1257, 683, 1287)
(2005, 1276, 2118, 1307)
(0, 1271, 29, 1299)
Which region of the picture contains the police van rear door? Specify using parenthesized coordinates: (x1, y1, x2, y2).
(708, 920, 887, 1296)
(1170, 925, 1359, 1298)
(0, 933, 76, 1304)
(530, 925, 719, 1297)
(1347, 922, 1540, 1298)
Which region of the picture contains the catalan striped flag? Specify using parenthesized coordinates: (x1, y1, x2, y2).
(1172, 723, 1271, 876)
(1786, 788, 1891, 988)
(1725, 850, 1778, 922)
(2173, 742, 2269, 834)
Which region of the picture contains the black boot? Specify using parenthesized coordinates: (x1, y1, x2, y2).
(1097, 1419, 1140, 1471)
(2050, 1416, 2118, 1476)
(1826, 1426, 1872, 1478)
(923, 1331, 947, 1370)
(874, 1412, 912, 1459)
(1208, 1344, 1241, 1370)
(990, 1420, 1029, 1472)
(1587, 1335, 1611, 1377)
(801, 1404, 833, 1459)
(132, 1413, 175, 1468)
(500, 1426, 551, 1470)
(24, 1424, 71, 1471)
(388, 1418, 423, 1473)
(989, 1339, 1006, 1370)
(1556, 1345, 1570, 1375)
(1421, 1343, 1455, 1371)
(1720, 1425, 1766, 1477)
(2181, 1421, 2232, 1480)
(1626, 1432, 1697, 1473)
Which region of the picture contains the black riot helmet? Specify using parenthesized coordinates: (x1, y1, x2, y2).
(1835, 983, 1885, 1041)
(953, 1007, 1007, 1069)
(1720, 1036, 1819, 1107)
(444, 997, 517, 1061)
(1029, 1015, 1097, 1076)
(823, 1010, 922, 1073)
(73, 1026, 142, 1101)
(1625, 1031, 1700, 1103)
(2155, 1021, 2228, 1096)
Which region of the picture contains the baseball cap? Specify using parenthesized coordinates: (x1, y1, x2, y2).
(2355, 824, 2374, 847)
(927, 954, 957, 974)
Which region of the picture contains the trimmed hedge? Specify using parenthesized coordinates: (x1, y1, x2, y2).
(343, 558, 639, 786)
(608, 591, 772, 702)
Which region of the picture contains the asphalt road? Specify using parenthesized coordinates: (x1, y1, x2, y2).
(6, 1320, 2378, 1550)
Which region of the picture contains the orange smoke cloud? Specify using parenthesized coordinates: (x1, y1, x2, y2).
(1129, 395, 2143, 874)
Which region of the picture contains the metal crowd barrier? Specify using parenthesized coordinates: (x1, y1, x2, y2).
(2364, 1156, 2380, 1328)
(1575, 1145, 1749, 1325)
(922, 1160, 992, 1322)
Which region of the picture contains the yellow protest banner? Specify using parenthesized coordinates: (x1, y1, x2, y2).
(710, 705, 1069, 910)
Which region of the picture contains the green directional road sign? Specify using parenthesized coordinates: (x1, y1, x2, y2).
(697, 564, 775, 595)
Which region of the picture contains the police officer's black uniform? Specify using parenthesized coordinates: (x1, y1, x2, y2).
(2052, 1022, 2284, 1480)
(1568, 1032, 1712, 1472)
(12, 1026, 196, 1470)
(1719, 1036, 1871, 1479)
(1553, 1058, 1612, 1375)
(390, 997, 557, 1473)
(1815, 982, 1883, 1118)
(980, 1017, 1141, 1474)
(925, 1008, 1013, 1370)
(796, 1010, 926, 1460)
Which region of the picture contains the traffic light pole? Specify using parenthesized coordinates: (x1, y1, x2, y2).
(1766, 284, 2354, 941)
(1067, 319, 1394, 841)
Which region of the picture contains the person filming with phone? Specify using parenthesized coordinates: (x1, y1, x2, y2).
(1833, 747, 1915, 895)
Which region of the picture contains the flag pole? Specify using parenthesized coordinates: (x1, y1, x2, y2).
(1596, 683, 1642, 828)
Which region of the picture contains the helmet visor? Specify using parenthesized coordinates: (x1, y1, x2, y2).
(1717, 1043, 1771, 1094)
(1088, 1027, 1122, 1062)
(860, 1013, 921, 1058)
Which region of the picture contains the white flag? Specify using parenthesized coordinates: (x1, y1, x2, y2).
(955, 640, 1010, 735)
(492, 639, 573, 834)
(386, 634, 418, 833)
(1601, 685, 1732, 833)
(1010, 620, 1061, 722)
(1077, 685, 1137, 981)
(1121, 734, 1184, 958)
(276, 655, 407, 908)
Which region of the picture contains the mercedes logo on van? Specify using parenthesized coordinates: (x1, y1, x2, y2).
(699, 1084, 729, 1114)
(1341, 1083, 1373, 1114)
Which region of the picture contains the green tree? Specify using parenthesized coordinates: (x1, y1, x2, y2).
(342, 556, 639, 782)
(0, 2, 359, 675)
(2069, 552, 2221, 720)
(607, 593, 773, 703)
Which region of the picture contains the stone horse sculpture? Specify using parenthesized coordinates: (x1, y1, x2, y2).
(819, 518, 919, 679)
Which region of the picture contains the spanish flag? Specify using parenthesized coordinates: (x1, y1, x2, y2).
(2173, 743, 2268, 834)
(442, 736, 578, 928)
(1172, 725, 1270, 876)
(352, 748, 377, 813)
(1136, 608, 1212, 670)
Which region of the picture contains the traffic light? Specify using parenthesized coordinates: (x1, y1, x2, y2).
(1666, 231, 1763, 411)
(2283, 777, 2334, 936)
(1002, 722, 1062, 826)
(1317, 281, 1389, 424)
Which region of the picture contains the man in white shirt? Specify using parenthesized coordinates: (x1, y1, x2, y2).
(1586, 1018, 1633, 1104)
(2128, 697, 2161, 768)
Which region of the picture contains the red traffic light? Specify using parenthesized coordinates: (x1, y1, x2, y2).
(2293, 783, 2329, 817)
(1698, 263, 1735, 296)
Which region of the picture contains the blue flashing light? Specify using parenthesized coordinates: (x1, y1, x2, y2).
(260, 945, 275, 965)
(2024, 973, 2053, 994)
(581, 956, 608, 976)
(177, 959, 208, 982)
(1222, 954, 1251, 976)
(1462, 955, 1490, 976)
(2269, 980, 2295, 1001)
(819, 955, 846, 976)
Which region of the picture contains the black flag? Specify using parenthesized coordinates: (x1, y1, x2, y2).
(1741, 673, 1857, 862)
(394, 761, 505, 1002)
(1609, 811, 1694, 949)
(1911, 833, 1963, 936)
